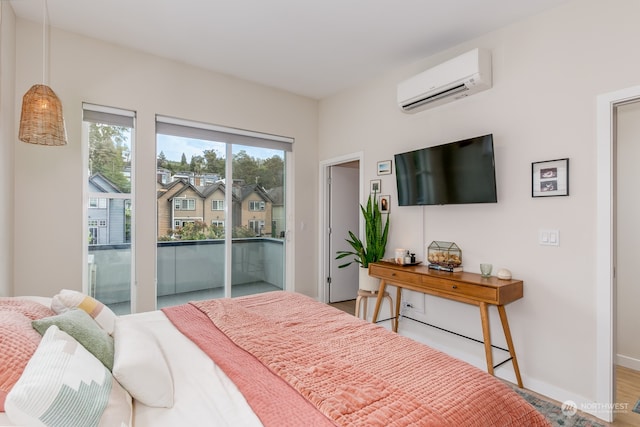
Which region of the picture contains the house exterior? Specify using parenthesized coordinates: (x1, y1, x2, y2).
(237, 184, 275, 237)
(156, 178, 274, 239)
(88, 173, 128, 245)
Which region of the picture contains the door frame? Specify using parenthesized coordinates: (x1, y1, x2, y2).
(318, 152, 364, 303)
(596, 84, 640, 423)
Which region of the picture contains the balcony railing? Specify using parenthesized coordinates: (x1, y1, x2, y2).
(88, 238, 284, 306)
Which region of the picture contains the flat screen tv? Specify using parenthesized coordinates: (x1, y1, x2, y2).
(394, 134, 497, 206)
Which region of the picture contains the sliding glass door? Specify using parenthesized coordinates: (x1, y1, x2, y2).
(155, 117, 291, 307)
(231, 144, 285, 297)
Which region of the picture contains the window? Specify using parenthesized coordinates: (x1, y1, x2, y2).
(83, 103, 135, 314)
(174, 199, 196, 210)
(249, 201, 265, 211)
(156, 115, 292, 305)
(249, 220, 265, 235)
(174, 219, 198, 228)
(89, 198, 107, 209)
(88, 227, 98, 245)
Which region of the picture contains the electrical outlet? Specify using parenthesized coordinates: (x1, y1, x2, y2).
(400, 292, 425, 313)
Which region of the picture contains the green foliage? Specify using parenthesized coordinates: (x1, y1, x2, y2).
(203, 149, 225, 176)
(335, 192, 389, 269)
(156, 148, 284, 191)
(159, 222, 261, 241)
(88, 123, 131, 192)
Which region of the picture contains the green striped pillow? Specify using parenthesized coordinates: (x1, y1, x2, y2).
(4, 325, 131, 427)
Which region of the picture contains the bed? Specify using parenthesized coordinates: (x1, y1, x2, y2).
(0, 290, 550, 426)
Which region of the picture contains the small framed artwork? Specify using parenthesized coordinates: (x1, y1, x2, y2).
(532, 158, 569, 197)
(377, 160, 392, 176)
(370, 179, 381, 194)
(379, 195, 390, 213)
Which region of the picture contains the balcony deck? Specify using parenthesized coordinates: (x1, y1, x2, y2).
(89, 237, 284, 315)
(108, 281, 281, 315)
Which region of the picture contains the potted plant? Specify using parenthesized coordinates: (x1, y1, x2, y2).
(335, 192, 390, 292)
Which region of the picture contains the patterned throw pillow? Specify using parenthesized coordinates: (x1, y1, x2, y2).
(32, 309, 115, 371)
(51, 290, 116, 335)
(5, 325, 131, 427)
(0, 298, 55, 411)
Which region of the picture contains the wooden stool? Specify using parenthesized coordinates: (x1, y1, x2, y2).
(355, 289, 395, 330)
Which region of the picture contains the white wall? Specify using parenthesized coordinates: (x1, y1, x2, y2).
(616, 101, 640, 370)
(12, 19, 319, 310)
(0, 3, 15, 296)
(318, 0, 640, 409)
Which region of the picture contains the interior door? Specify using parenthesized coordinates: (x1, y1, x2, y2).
(328, 164, 359, 302)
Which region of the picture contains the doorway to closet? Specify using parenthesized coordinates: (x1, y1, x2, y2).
(319, 153, 363, 303)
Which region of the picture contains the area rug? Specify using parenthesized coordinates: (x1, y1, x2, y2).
(511, 387, 606, 427)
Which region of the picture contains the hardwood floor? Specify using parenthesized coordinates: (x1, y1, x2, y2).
(609, 365, 640, 426)
(328, 299, 356, 316)
(327, 300, 640, 426)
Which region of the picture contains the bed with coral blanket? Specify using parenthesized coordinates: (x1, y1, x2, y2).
(1, 291, 550, 426)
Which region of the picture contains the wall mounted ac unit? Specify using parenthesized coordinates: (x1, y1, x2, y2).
(397, 48, 492, 113)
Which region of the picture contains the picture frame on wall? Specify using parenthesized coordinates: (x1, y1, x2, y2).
(377, 160, 392, 176)
(379, 195, 390, 213)
(370, 179, 381, 194)
(532, 158, 569, 197)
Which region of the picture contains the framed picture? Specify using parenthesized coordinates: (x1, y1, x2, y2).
(370, 179, 381, 194)
(377, 160, 392, 176)
(379, 195, 390, 213)
(532, 158, 569, 197)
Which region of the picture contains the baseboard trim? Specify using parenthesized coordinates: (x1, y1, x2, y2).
(616, 354, 640, 371)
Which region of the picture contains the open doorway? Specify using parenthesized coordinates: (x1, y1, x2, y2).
(319, 153, 363, 303)
(613, 100, 640, 425)
(596, 85, 640, 423)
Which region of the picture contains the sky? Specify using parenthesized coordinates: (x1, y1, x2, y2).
(157, 134, 283, 162)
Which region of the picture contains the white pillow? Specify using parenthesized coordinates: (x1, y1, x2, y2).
(5, 325, 132, 427)
(51, 289, 116, 335)
(112, 319, 174, 408)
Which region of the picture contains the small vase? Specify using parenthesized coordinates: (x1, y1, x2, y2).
(359, 266, 380, 292)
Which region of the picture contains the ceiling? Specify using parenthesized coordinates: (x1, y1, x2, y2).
(9, 0, 571, 99)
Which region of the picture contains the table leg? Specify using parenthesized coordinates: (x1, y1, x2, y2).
(394, 287, 402, 333)
(498, 305, 524, 388)
(371, 280, 387, 323)
(479, 302, 494, 376)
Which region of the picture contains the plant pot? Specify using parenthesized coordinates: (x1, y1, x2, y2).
(359, 267, 380, 292)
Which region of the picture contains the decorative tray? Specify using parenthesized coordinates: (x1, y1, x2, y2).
(380, 258, 422, 266)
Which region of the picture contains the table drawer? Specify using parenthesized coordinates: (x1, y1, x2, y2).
(369, 264, 422, 286)
(422, 277, 497, 302)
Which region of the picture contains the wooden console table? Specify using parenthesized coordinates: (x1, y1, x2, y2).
(369, 262, 524, 387)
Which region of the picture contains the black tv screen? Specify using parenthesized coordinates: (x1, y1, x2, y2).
(394, 134, 497, 206)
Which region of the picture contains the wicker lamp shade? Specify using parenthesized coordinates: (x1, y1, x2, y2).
(19, 84, 68, 146)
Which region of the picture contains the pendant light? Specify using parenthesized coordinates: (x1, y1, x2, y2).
(18, 0, 67, 146)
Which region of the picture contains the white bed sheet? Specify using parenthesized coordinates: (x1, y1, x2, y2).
(119, 310, 263, 427)
(0, 306, 262, 427)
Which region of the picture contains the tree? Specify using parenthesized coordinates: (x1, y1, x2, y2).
(233, 150, 260, 185)
(258, 155, 284, 189)
(203, 149, 225, 177)
(190, 155, 205, 174)
(180, 153, 187, 168)
(157, 151, 168, 168)
(89, 123, 130, 192)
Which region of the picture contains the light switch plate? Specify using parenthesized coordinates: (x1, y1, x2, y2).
(539, 229, 559, 246)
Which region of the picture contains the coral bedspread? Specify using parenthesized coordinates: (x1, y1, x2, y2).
(162, 291, 549, 427)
